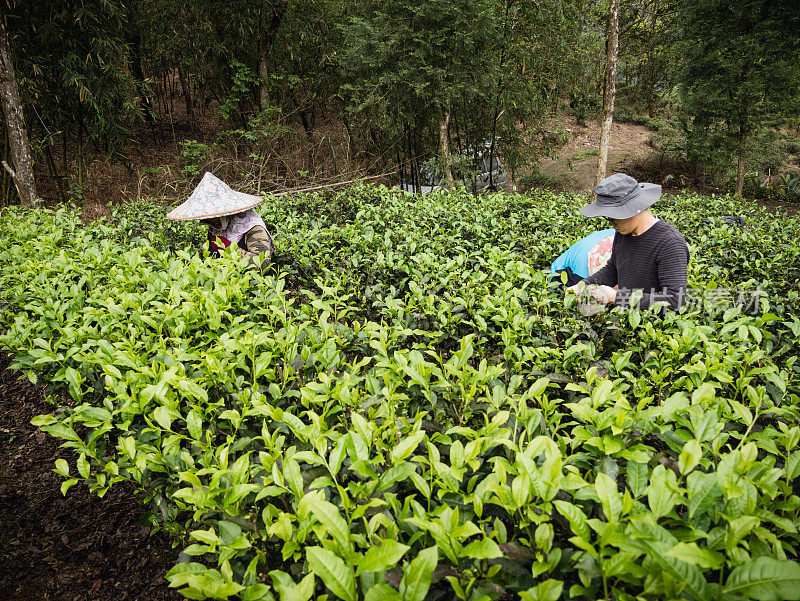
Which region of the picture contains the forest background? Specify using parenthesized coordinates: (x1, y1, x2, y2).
(1, 0, 800, 213)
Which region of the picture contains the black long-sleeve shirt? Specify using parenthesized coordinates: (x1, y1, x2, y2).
(583, 219, 689, 310)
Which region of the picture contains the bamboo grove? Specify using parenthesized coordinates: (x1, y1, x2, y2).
(1, 0, 798, 206)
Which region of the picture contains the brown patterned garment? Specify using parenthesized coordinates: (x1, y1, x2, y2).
(239, 225, 275, 271)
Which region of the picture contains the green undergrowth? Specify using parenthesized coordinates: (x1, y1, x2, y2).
(2, 185, 800, 600)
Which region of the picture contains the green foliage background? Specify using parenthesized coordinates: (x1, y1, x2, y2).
(2, 0, 799, 203)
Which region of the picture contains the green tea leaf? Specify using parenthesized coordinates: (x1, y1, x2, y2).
(664, 542, 723, 570)
(283, 457, 303, 497)
(364, 583, 402, 601)
(377, 461, 416, 492)
(553, 500, 590, 539)
(191, 528, 221, 546)
(186, 409, 203, 440)
(520, 579, 563, 601)
(166, 561, 206, 578)
(687, 471, 722, 519)
(634, 522, 710, 600)
(626, 461, 648, 498)
(77, 406, 112, 423)
(229, 452, 251, 485)
(177, 378, 208, 403)
(241, 583, 273, 601)
(691, 382, 716, 405)
(357, 540, 410, 575)
(60, 478, 78, 496)
(218, 521, 242, 546)
(462, 537, 502, 559)
(152, 406, 172, 431)
(603, 552, 645, 579)
(679, 439, 702, 475)
(726, 516, 760, 551)
(269, 570, 314, 601)
(692, 410, 719, 442)
(595, 472, 621, 522)
(647, 465, 679, 519)
(77, 453, 90, 479)
(54, 458, 70, 477)
(724, 557, 800, 600)
(728, 398, 754, 426)
(300, 492, 351, 551)
(41, 422, 80, 442)
(306, 546, 356, 601)
(31, 414, 56, 427)
(390, 431, 425, 464)
(398, 546, 437, 601)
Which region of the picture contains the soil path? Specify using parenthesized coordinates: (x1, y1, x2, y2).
(537, 116, 657, 192)
(0, 351, 182, 601)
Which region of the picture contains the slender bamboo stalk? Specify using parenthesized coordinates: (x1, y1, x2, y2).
(62, 124, 67, 175)
(169, 69, 175, 120)
(77, 102, 83, 199)
(45, 141, 66, 204)
(168, 71, 176, 140)
(177, 64, 193, 122)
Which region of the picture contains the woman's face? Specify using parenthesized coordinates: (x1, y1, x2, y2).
(200, 217, 223, 228)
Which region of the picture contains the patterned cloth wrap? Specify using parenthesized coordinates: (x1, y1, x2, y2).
(208, 209, 264, 250)
(587, 233, 614, 275)
(550, 228, 615, 279)
(208, 209, 275, 269)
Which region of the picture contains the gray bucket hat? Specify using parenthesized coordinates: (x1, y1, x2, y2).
(166, 172, 264, 221)
(580, 173, 661, 219)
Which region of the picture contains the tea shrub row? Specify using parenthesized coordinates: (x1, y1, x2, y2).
(2, 186, 800, 600)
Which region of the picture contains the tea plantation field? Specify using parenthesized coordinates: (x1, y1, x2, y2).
(2, 186, 800, 601)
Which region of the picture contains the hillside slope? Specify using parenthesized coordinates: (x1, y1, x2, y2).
(536, 116, 659, 192)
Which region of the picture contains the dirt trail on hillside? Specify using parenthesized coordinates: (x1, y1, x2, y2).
(537, 117, 657, 192)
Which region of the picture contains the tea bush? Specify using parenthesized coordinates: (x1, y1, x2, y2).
(111, 196, 206, 250)
(2, 186, 800, 601)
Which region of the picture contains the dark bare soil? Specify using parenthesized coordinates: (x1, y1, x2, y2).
(0, 351, 182, 601)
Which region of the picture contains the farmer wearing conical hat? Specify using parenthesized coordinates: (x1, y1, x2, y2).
(167, 172, 274, 271)
(568, 173, 689, 311)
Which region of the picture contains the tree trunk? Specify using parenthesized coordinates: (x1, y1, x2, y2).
(0, 17, 37, 205)
(2, 123, 9, 203)
(439, 106, 454, 189)
(413, 131, 422, 194)
(406, 127, 419, 193)
(736, 130, 747, 198)
(594, 0, 620, 195)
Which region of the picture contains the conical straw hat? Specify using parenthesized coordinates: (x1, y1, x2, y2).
(166, 172, 264, 221)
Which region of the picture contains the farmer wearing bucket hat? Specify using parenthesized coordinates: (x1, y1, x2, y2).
(567, 173, 689, 311)
(167, 172, 275, 270)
